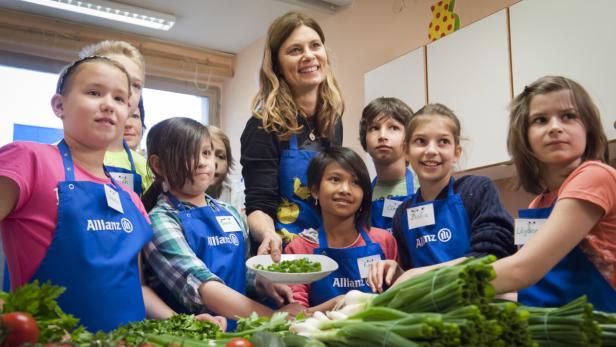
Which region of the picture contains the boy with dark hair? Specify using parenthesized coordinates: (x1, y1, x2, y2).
(360, 97, 416, 232)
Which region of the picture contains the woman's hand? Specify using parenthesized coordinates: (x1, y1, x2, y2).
(195, 313, 227, 332)
(257, 232, 283, 263)
(256, 275, 294, 307)
(367, 260, 404, 293)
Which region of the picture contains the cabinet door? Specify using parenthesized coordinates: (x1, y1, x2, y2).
(510, 0, 616, 141)
(364, 47, 426, 112)
(427, 9, 511, 170)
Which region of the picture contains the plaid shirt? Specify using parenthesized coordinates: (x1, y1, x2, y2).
(143, 193, 254, 313)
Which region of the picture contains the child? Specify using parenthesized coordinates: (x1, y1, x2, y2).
(284, 147, 399, 311)
(124, 97, 146, 155)
(0, 56, 170, 332)
(360, 97, 416, 232)
(367, 103, 515, 292)
(206, 126, 247, 229)
(484, 76, 615, 311)
(141, 118, 301, 329)
(80, 40, 152, 195)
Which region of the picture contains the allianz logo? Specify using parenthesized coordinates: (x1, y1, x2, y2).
(415, 228, 452, 248)
(332, 277, 366, 288)
(86, 218, 133, 233)
(208, 234, 240, 247)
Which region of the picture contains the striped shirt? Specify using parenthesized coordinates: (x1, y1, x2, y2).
(143, 193, 253, 313)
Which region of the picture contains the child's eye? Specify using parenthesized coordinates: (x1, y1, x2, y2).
(114, 96, 126, 103)
(288, 47, 302, 54)
(368, 125, 379, 132)
(311, 42, 323, 49)
(329, 175, 340, 183)
(532, 116, 547, 124)
(562, 112, 577, 120)
(217, 154, 226, 160)
(132, 82, 142, 91)
(439, 138, 451, 145)
(413, 138, 425, 145)
(390, 125, 401, 131)
(87, 90, 100, 96)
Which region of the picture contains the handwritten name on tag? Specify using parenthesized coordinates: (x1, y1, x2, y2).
(407, 203, 435, 229)
(514, 218, 546, 245)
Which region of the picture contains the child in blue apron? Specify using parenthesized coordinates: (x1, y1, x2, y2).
(141, 117, 303, 330)
(487, 76, 616, 312)
(359, 97, 416, 233)
(284, 147, 399, 311)
(367, 103, 515, 293)
(0, 56, 173, 332)
(79, 40, 152, 196)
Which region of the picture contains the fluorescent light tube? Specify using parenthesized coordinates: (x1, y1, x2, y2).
(19, 0, 176, 31)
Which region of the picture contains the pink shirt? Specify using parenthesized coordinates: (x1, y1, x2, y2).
(530, 160, 616, 289)
(0, 142, 150, 289)
(284, 227, 399, 307)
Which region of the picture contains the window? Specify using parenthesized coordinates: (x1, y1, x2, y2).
(0, 64, 210, 148)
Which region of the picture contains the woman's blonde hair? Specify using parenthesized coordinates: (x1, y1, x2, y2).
(507, 75, 608, 194)
(79, 40, 145, 79)
(251, 11, 344, 140)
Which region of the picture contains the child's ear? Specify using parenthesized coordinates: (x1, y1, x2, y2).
(148, 154, 161, 177)
(310, 186, 319, 200)
(51, 94, 64, 119)
(453, 145, 463, 163)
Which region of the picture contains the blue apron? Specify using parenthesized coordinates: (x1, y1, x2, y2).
(402, 177, 471, 267)
(518, 205, 616, 312)
(275, 134, 321, 241)
(30, 139, 151, 332)
(310, 228, 385, 306)
(107, 140, 143, 196)
(159, 194, 246, 328)
(371, 168, 414, 232)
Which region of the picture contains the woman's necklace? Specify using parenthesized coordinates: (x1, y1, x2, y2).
(302, 116, 317, 141)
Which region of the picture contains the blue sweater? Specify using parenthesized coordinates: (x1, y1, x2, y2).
(392, 175, 515, 269)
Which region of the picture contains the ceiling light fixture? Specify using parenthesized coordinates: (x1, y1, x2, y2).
(19, 0, 176, 31)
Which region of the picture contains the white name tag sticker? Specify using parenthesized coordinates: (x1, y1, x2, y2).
(357, 255, 382, 279)
(514, 218, 546, 245)
(382, 199, 403, 218)
(407, 203, 435, 229)
(216, 215, 242, 233)
(104, 184, 124, 214)
(109, 172, 134, 191)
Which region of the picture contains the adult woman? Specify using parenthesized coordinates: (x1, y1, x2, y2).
(240, 12, 344, 261)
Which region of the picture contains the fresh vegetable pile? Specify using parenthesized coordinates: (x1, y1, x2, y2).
(3, 259, 616, 347)
(254, 258, 322, 273)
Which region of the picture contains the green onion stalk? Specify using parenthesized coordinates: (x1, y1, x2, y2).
(593, 310, 616, 346)
(525, 296, 601, 347)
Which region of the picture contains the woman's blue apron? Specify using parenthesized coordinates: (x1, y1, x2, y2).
(157, 194, 246, 329)
(402, 177, 471, 267)
(370, 168, 414, 232)
(106, 140, 143, 196)
(275, 134, 321, 241)
(30, 139, 152, 332)
(310, 228, 385, 306)
(517, 205, 616, 312)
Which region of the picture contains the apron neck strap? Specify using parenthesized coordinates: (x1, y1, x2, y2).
(412, 175, 455, 204)
(123, 140, 137, 172)
(405, 168, 414, 195)
(289, 134, 298, 150)
(165, 192, 186, 211)
(58, 139, 76, 181)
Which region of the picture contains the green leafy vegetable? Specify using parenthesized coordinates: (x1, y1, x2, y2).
(0, 280, 81, 343)
(254, 258, 321, 273)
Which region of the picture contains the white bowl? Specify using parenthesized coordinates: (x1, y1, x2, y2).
(246, 254, 339, 284)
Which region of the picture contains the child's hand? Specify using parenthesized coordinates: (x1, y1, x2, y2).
(256, 275, 294, 307)
(195, 313, 227, 332)
(367, 259, 403, 293)
(276, 302, 305, 319)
